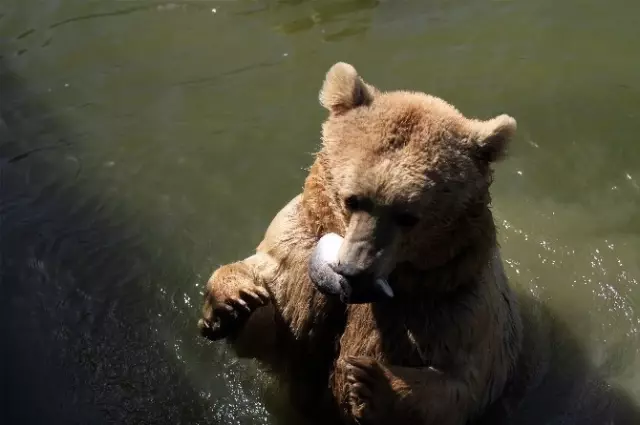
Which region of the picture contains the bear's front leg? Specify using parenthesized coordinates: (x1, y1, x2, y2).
(339, 356, 473, 425)
(198, 258, 270, 341)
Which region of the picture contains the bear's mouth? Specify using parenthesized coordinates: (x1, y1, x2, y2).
(308, 233, 394, 304)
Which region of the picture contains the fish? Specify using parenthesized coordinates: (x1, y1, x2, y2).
(308, 232, 394, 304)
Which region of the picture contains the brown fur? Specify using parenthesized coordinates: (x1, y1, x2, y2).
(198, 62, 528, 425)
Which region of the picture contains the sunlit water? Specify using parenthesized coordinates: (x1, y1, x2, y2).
(1, 1, 639, 424)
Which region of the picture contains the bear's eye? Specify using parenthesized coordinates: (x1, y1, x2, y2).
(344, 195, 360, 211)
(394, 213, 419, 228)
(344, 196, 373, 212)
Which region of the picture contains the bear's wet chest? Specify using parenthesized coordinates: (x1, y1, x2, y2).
(361, 298, 476, 368)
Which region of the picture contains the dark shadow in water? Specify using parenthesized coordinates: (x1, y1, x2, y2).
(0, 58, 227, 425)
(479, 295, 640, 425)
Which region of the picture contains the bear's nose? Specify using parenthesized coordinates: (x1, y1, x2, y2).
(331, 262, 374, 282)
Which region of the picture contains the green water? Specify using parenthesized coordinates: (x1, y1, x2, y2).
(1, 0, 639, 424)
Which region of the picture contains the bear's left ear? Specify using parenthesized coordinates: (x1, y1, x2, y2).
(472, 114, 517, 163)
(319, 62, 376, 115)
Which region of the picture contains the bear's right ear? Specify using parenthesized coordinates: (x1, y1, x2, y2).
(319, 62, 376, 115)
(472, 114, 517, 163)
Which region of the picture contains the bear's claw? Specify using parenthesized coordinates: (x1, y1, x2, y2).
(198, 317, 226, 341)
(343, 356, 390, 422)
(198, 267, 271, 341)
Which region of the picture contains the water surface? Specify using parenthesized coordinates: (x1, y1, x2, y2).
(1, 0, 639, 424)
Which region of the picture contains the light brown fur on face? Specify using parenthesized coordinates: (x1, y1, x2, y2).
(198, 62, 534, 425)
(309, 63, 517, 294)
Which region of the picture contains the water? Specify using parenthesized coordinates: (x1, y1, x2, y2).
(1, 0, 639, 424)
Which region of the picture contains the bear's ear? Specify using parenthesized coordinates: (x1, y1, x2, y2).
(472, 114, 517, 163)
(319, 62, 376, 115)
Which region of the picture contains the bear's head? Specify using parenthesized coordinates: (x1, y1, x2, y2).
(307, 62, 517, 301)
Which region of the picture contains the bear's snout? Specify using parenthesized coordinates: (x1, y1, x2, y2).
(308, 233, 394, 304)
(331, 261, 376, 282)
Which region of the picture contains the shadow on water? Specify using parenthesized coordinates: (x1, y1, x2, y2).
(0, 56, 267, 424)
(478, 294, 640, 425)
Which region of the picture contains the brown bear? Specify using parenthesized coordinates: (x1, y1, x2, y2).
(198, 62, 528, 425)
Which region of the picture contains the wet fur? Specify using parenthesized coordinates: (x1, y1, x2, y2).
(199, 62, 532, 424)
